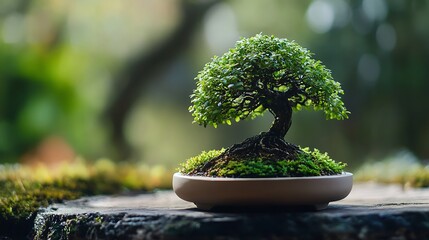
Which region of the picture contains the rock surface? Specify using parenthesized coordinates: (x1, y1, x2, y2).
(34, 183, 429, 239)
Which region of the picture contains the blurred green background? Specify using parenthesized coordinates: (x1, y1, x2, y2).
(0, 0, 428, 170)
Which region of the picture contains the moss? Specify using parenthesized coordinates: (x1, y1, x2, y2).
(0, 181, 80, 221)
(217, 160, 280, 177)
(0, 159, 174, 238)
(355, 150, 429, 188)
(0, 180, 83, 239)
(178, 149, 225, 174)
(296, 147, 347, 176)
(179, 147, 346, 178)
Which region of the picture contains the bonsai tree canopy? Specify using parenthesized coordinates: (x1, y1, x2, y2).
(190, 34, 349, 138)
(184, 34, 349, 177)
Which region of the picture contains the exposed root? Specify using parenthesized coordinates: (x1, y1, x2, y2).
(189, 132, 302, 176)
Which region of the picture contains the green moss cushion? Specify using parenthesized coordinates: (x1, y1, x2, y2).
(179, 147, 346, 178)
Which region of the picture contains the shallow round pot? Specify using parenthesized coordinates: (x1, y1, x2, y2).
(173, 172, 353, 210)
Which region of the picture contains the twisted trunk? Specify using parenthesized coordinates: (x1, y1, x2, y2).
(268, 97, 292, 138)
(194, 132, 301, 176)
(191, 95, 296, 177)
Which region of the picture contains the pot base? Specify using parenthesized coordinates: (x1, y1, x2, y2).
(194, 202, 329, 211)
(173, 172, 353, 211)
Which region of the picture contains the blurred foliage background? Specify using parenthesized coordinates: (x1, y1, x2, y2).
(0, 0, 428, 171)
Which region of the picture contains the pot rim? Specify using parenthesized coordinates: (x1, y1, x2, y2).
(173, 172, 353, 182)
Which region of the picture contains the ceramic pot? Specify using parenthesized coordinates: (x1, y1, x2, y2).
(173, 172, 353, 210)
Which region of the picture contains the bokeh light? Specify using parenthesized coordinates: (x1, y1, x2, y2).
(0, 0, 428, 171)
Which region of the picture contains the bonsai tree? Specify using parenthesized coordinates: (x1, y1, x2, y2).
(181, 34, 350, 177)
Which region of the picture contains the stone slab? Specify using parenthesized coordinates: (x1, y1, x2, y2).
(33, 183, 429, 239)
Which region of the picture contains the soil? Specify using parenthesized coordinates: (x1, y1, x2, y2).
(189, 132, 301, 176)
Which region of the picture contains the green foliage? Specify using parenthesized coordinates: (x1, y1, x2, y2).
(190, 34, 349, 128)
(179, 147, 346, 178)
(0, 42, 108, 163)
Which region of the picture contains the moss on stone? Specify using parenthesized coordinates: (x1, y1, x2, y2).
(0, 160, 174, 238)
(179, 147, 346, 178)
(0, 180, 82, 239)
(355, 150, 429, 188)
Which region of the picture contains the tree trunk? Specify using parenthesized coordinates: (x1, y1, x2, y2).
(194, 131, 301, 176)
(268, 101, 292, 138)
(194, 98, 297, 177)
